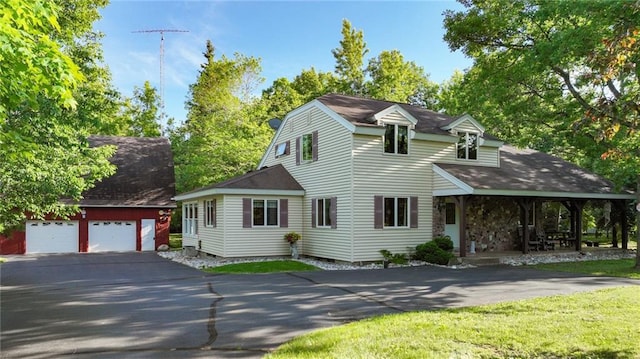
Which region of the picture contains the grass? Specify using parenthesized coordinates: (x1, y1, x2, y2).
(533, 258, 640, 279)
(267, 259, 640, 358)
(202, 260, 319, 274)
(266, 286, 640, 359)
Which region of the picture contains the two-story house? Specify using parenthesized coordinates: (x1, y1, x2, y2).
(174, 94, 635, 262)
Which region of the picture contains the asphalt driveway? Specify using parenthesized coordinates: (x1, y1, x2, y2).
(1, 253, 638, 358)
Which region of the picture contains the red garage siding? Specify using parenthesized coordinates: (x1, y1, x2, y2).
(0, 207, 172, 255)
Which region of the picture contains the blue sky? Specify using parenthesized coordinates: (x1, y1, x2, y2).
(95, 1, 472, 125)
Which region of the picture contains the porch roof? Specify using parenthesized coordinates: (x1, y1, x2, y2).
(175, 164, 305, 201)
(433, 145, 635, 200)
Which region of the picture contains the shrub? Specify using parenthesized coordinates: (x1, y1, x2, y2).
(433, 236, 454, 252)
(379, 249, 408, 265)
(414, 241, 454, 265)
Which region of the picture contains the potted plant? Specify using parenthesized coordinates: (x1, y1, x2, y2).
(284, 231, 301, 259)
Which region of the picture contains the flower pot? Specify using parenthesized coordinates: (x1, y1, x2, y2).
(290, 242, 299, 259)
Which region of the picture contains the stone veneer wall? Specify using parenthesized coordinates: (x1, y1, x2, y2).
(433, 196, 529, 253)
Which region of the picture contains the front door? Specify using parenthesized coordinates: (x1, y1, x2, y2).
(443, 202, 460, 249)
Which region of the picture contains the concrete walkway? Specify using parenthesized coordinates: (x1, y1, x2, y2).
(1, 252, 638, 358)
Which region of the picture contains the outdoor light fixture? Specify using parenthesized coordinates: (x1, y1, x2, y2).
(80, 208, 87, 219)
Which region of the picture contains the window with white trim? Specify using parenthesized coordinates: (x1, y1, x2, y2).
(457, 132, 478, 160)
(317, 198, 332, 227)
(253, 199, 279, 226)
(384, 197, 408, 227)
(384, 124, 408, 154)
(302, 133, 313, 161)
(183, 202, 198, 235)
(205, 199, 216, 227)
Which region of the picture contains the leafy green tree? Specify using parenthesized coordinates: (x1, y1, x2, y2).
(261, 77, 305, 120)
(366, 50, 438, 106)
(123, 81, 162, 137)
(443, 0, 639, 185)
(264, 19, 438, 110)
(261, 68, 338, 120)
(172, 41, 272, 193)
(443, 0, 640, 266)
(332, 19, 369, 95)
(0, 0, 80, 117)
(0, 0, 115, 232)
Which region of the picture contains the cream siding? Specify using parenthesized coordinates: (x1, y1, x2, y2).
(199, 195, 303, 258)
(453, 120, 482, 134)
(262, 107, 354, 261)
(378, 111, 412, 124)
(433, 173, 459, 191)
(351, 134, 434, 262)
(196, 196, 224, 256)
(424, 140, 500, 167)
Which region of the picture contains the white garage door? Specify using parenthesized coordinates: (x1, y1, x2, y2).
(88, 221, 136, 252)
(26, 221, 79, 254)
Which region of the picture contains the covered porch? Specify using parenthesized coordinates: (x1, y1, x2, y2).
(432, 146, 636, 257)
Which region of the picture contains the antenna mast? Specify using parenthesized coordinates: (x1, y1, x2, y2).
(133, 29, 189, 121)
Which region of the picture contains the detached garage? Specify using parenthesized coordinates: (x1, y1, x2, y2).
(1, 136, 176, 255)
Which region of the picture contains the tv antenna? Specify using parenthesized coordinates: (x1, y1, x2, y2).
(133, 29, 189, 121)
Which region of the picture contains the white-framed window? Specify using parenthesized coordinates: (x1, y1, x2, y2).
(183, 202, 198, 235)
(275, 141, 290, 158)
(296, 131, 318, 165)
(302, 133, 313, 161)
(317, 198, 332, 227)
(384, 124, 409, 154)
(384, 197, 408, 227)
(253, 199, 279, 226)
(457, 132, 478, 160)
(205, 199, 216, 227)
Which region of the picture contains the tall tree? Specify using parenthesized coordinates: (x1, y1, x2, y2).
(366, 50, 438, 106)
(443, 0, 640, 266)
(54, 0, 128, 136)
(0, 0, 115, 232)
(123, 81, 162, 137)
(332, 19, 368, 95)
(172, 41, 272, 193)
(261, 68, 338, 120)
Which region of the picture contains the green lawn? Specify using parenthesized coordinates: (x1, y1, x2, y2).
(533, 259, 640, 279)
(267, 259, 640, 358)
(202, 260, 319, 274)
(267, 286, 640, 358)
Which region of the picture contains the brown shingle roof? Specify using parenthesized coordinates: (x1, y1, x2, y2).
(317, 93, 471, 137)
(176, 164, 303, 199)
(78, 136, 176, 207)
(436, 145, 624, 196)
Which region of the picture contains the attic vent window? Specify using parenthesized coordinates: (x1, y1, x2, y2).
(457, 132, 478, 160)
(384, 124, 408, 154)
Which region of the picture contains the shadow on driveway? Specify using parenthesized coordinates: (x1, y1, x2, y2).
(1, 253, 638, 358)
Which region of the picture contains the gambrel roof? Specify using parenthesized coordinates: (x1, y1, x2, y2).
(75, 136, 176, 207)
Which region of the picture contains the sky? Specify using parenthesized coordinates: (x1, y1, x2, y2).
(95, 1, 472, 125)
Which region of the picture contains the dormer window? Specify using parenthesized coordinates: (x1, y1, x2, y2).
(384, 124, 408, 154)
(457, 132, 478, 160)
